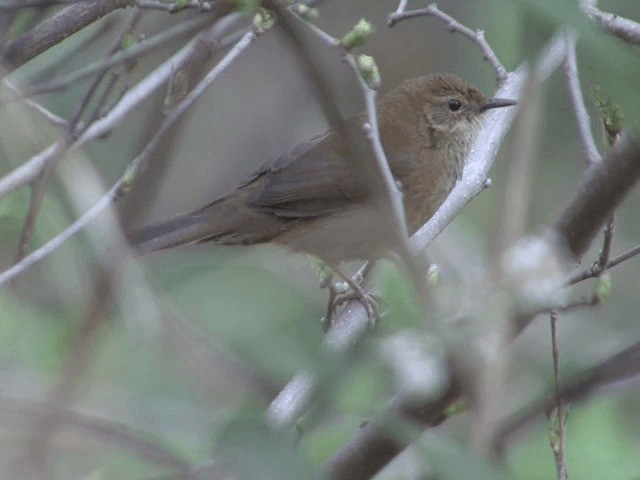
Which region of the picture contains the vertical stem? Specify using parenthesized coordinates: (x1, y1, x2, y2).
(550, 310, 568, 480)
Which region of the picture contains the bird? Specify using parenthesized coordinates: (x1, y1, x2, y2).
(131, 73, 515, 317)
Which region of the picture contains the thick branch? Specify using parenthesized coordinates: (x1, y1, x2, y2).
(553, 132, 640, 260)
(2, 0, 136, 69)
(325, 382, 460, 480)
(582, 0, 640, 45)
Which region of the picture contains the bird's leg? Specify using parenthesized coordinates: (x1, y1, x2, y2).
(329, 263, 381, 325)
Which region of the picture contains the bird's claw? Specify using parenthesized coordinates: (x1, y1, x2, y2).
(334, 290, 383, 325)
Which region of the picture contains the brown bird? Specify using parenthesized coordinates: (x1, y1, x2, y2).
(132, 73, 515, 280)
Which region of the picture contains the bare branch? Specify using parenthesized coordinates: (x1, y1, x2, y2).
(1, 80, 69, 128)
(567, 241, 640, 285)
(496, 338, 640, 451)
(1, 0, 136, 69)
(12, 11, 143, 265)
(388, 3, 508, 82)
(14, 15, 211, 99)
(581, 0, 640, 45)
(563, 31, 601, 166)
(0, 28, 257, 286)
(549, 310, 568, 480)
(0, 17, 229, 202)
(553, 131, 640, 260)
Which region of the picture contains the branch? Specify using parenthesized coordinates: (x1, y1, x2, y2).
(549, 311, 568, 480)
(0, 16, 227, 202)
(0, 397, 191, 474)
(581, 0, 640, 46)
(567, 242, 640, 285)
(1, 0, 136, 69)
(1, 80, 69, 128)
(388, 2, 508, 82)
(563, 31, 601, 166)
(552, 131, 640, 260)
(15, 14, 211, 99)
(0, 28, 257, 286)
(496, 338, 640, 451)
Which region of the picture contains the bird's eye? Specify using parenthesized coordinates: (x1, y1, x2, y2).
(448, 99, 462, 111)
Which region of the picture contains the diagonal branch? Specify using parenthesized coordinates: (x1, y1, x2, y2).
(1, 0, 136, 69)
(581, 0, 640, 45)
(0, 28, 258, 287)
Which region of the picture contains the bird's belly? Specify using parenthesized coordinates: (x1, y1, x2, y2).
(274, 204, 397, 263)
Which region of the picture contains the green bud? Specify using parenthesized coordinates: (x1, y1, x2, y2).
(591, 85, 623, 143)
(120, 33, 136, 50)
(357, 54, 380, 89)
(165, 70, 189, 110)
(444, 401, 467, 417)
(340, 18, 374, 50)
(253, 8, 276, 34)
(294, 4, 319, 19)
(173, 0, 187, 11)
(594, 273, 611, 304)
(426, 263, 440, 285)
(120, 160, 140, 196)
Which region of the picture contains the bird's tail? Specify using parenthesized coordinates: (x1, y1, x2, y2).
(129, 212, 210, 255)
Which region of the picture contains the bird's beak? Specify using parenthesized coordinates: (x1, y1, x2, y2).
(478, 97, 518, 112)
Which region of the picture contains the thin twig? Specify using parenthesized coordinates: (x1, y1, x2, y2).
(549, 310, 568, 480)
(566, 241, 640, 285)
(13, 165, 55, 264)
(563, 30, 601, 166)
(496, 338, 640, 452)
(12, 11, 143, 265)
(13, 15, 211, 100)
(0, 19, 217, 202)
(1, 80, 69, 128)
(388, 3, 508, 81)
(0, 30, 258, 287)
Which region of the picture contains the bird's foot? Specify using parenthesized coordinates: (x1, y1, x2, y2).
(319, 261, 383, 330)
(334, 288, 383, 326)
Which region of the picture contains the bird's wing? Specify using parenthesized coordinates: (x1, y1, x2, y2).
(242, 130, 369, 218)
